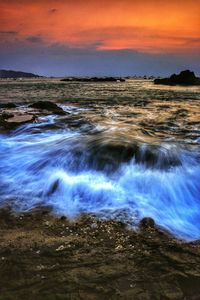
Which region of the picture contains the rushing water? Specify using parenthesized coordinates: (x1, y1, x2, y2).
(0, 79, 200, 240)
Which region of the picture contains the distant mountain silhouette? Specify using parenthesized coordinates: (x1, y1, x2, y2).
(154, 70, 200, 86)
(0, 69, 41, 78)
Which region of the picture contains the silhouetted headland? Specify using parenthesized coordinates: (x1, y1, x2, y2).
(154, 70, 200, 86)
(0, 69, 42, 79)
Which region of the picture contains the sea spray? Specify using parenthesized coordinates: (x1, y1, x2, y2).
(0, 113, 200, 240)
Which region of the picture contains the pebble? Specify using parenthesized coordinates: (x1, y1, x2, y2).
(90, 223, 97, 229)
(56, 245, 65, 251)
(115, 245, 123, 250)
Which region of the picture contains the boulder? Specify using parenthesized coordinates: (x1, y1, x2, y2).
(0, 103, 17, 109)
(30, 101, 65, 115)
(139, 217, 155, 230)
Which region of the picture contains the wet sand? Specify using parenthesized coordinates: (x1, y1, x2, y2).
(1, 208, 200, 300)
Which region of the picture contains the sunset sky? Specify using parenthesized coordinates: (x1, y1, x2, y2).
(0, 0, 200, 76)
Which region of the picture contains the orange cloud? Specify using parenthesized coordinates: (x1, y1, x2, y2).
(0, 0, 200, 54)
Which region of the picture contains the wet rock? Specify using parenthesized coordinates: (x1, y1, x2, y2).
(0, 113, 35, 130)
(30, 101, 66, 115)
(84, 141, 138, 173)
(154, 70, 200, 86)
(6, 114, 35, 124)
(0, 102, 17, 109)
(0, 207, 15, 227)
(46, 179, 60, 196)
(140, 217, 155, 229)
(1, 112, 14, 119)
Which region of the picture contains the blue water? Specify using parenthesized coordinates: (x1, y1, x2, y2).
(0, 79, 200, 240)
(0, 111, 200, 240)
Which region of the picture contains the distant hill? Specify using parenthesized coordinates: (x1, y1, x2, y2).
(0, 69, 41, 78)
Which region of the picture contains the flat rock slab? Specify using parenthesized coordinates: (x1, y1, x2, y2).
(6, 114, 34, 123)
(0, 101, 66, 131)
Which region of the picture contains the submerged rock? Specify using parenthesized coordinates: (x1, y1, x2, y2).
(154, 70, 200, 86)
(83, 138, 182, 172)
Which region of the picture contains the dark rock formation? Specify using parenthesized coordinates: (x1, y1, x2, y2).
(30, 101, 66, 115)
(0, 101, 66, 132)
(139, 217, 155, 229)
(0, 69, 41, 79)
(61, 77, 126, 82)
(0, 103, 17, 109)
(154, 70, 200, 86)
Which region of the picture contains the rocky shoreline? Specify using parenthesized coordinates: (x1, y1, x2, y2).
(0, 207, 200, 300)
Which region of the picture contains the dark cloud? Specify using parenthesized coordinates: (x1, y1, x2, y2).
(48, 8, 58, 13)
(26, 35, 44, 43)
(182, 37, 200, 46)
(0, 31, 18, 35)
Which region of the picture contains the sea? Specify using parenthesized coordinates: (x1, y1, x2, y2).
(0, 78, 200, 240)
